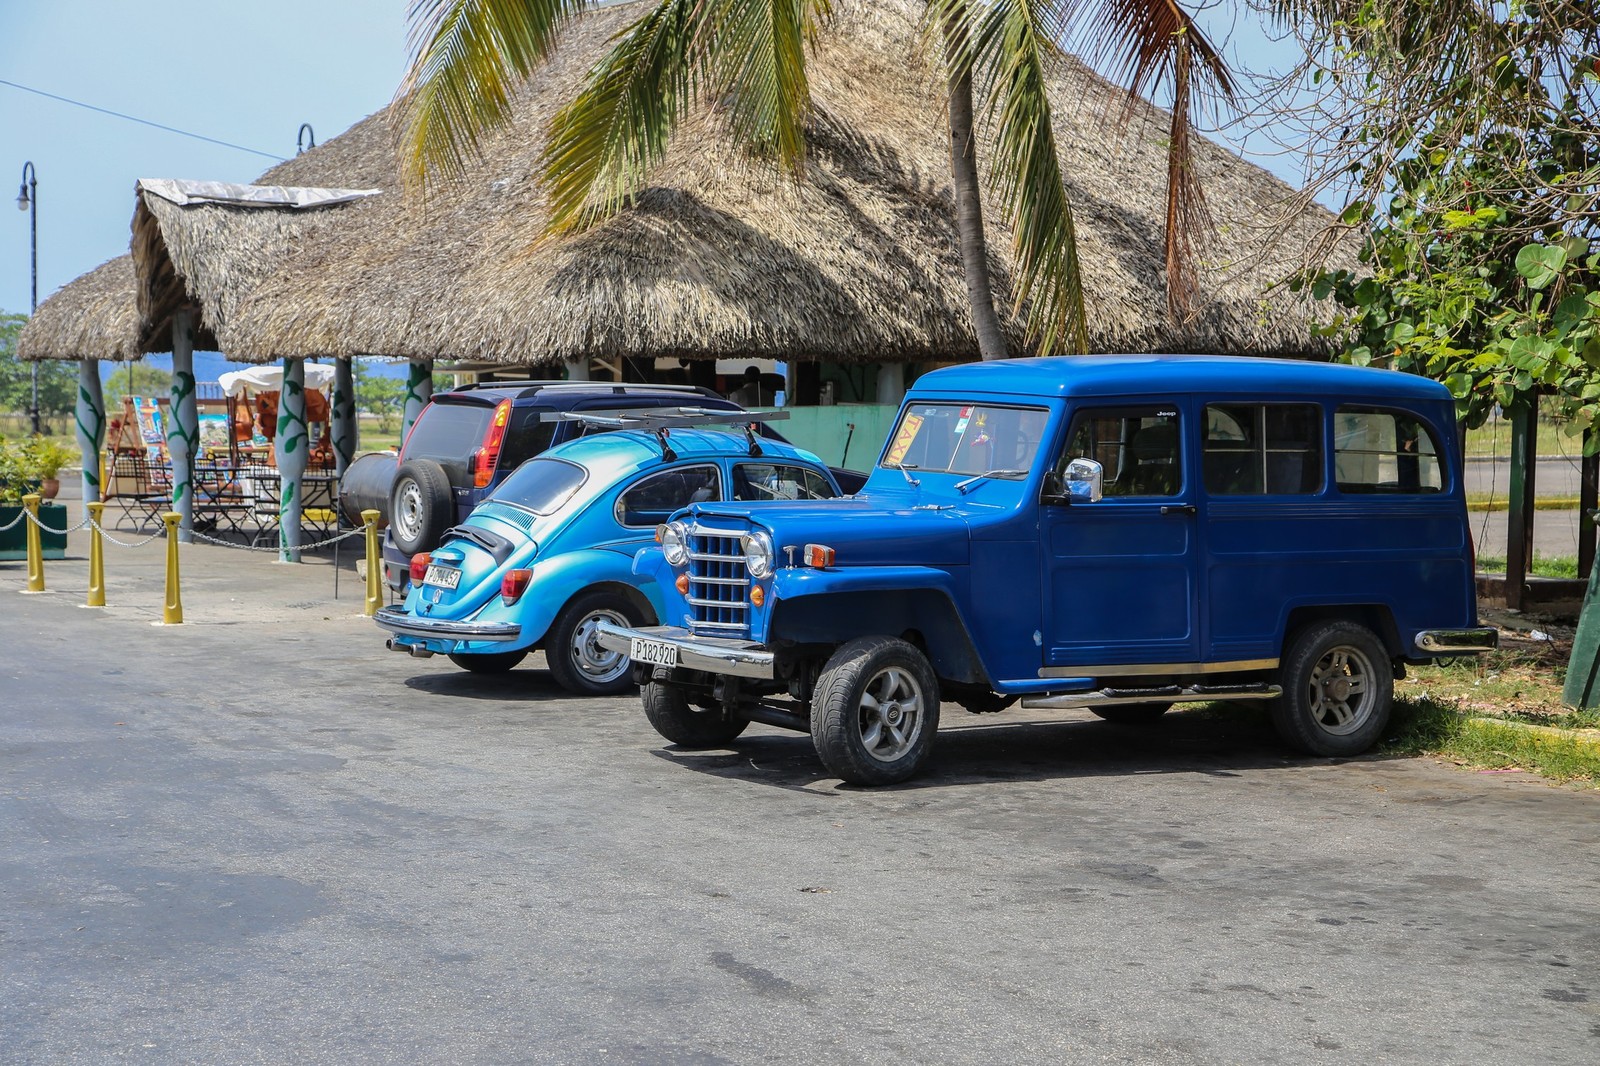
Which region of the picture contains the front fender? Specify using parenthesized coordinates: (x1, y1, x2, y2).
(770, 564, 963, 601)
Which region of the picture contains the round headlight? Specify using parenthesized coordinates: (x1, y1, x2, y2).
(661, 521, 689, 566)
(743, 531, 774, 579)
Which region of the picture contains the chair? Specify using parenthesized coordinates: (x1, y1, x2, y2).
(102, 452, 172, 530)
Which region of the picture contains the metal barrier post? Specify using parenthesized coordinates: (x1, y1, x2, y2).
(162, 512, 183, 624)
(87, 501, 106, 607)
(23, 493, 44, 593)
(362, 509, 382, 617)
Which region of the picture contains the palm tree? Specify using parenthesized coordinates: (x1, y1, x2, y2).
(401, 0, 1233, 358)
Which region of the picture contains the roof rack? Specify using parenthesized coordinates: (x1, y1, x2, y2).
(446, 380, 717, 399)
(547, 406, 791, 461)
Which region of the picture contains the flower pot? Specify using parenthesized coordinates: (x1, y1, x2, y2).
(39, 478, 60, 500)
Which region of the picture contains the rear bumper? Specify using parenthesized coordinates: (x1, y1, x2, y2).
(1414, 627, 1499, 654)
(374, 606, 522, 643)
(594, 621, 776, 680)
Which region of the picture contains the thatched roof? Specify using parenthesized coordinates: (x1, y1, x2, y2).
(22, 0, 1345, 365)
(15, 255, 143, 362)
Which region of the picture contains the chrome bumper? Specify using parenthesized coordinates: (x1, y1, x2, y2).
(594, 621, 776, 680)
(1414, 627, 1498, 654)
(373, 606, 522, 643)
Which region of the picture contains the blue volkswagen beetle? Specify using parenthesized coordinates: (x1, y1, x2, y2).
(375, 411, 841, 695)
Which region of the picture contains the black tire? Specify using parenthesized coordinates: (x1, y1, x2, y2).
(1090, 702, 1172, 723)
(389, 459, 453, 556)
(544, 590, 652, 696)
(447, 648, 529, 673)
(1272, 620, 1393, 756)
(811, 637, 940, 785)
(642, 681, 749, 747)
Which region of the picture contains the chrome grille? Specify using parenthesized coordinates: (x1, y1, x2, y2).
(687, 525, 750, 636)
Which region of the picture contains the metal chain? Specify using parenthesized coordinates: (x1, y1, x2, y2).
(187, 524, 366, 553)
(0, 509, 24, 532)
(89, 519, 166, 549)
(23, 509, 92, 536)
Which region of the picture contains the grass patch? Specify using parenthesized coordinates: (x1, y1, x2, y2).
(1465, 495, 1580, 511)
(1473, 554, 1580, 579)
(1384, 697, 1600, 785)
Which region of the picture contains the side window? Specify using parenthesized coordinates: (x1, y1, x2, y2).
(1056, 408, 1182, 498)
(733, 464, 838, 501)
(614, 465, 721, 527)
(498, 408, 558, 471)
(1203, 404, 1324, 495)
(1334, 408, 1444, 494)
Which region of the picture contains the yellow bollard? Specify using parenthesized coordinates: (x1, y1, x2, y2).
(22, 493, 44, 593)
(162, 511, 183, 624)
(362, 509, 382, 617)
(87, 501, 106, 607)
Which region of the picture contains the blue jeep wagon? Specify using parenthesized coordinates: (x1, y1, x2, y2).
(597, 355, 1498, 785)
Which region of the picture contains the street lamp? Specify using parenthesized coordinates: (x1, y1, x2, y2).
(16, 161, 38, 434)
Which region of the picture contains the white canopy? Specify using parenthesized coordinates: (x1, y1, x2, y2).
(138, 178, 381, 210)
(218, 364, 337, 397)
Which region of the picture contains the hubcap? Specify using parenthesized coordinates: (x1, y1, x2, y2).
(1307, 644, 1375, 735)
(570, 609, 629, 682)
(396, 481, 422, 540)
(858, 666, 924, 763)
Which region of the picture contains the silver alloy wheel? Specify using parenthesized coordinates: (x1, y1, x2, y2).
(395, 480, 423, 541)
(858, 666, 926, 762)
(569, 608, 631, 682)
(1306, 643, 1377, 735)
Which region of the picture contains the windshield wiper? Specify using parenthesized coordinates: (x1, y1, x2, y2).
(890, 462, 921, 487)
(954, 469, 1028, 494)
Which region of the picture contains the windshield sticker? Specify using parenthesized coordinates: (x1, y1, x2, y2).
(885, 413, 923, 467)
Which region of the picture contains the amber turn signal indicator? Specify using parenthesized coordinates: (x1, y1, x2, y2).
(803, 543, 835, 568)
(675, 574, 690, 595)
(750, 586, 765, 607)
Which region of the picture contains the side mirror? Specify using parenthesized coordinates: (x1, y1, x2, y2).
(1062, 457, 1103, 503)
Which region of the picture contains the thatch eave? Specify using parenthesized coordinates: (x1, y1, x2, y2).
(15, 255, 143, 363)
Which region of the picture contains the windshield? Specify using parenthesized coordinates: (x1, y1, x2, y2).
(882, 403, 1050, 478)
(488, 457, 587, 515)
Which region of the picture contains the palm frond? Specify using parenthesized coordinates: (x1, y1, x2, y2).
(1050, 0, 1235, 322)
(969, 0, 1090, 355)
(398, 0, 594, 193)
(697, 0, 832, 172)
(541, 0, 708, 232)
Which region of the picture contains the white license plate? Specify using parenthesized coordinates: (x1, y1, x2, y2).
(630, 637, 680, 668)
(423, 564, 461, 590)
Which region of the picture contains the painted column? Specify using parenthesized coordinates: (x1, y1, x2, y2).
(75, 358, 106, 512)
(167, 309, 199, 543)
(401, 358, 433, 446)
(332, 358, 357, 478)
(276, 357, 309, 563)
(564, 357, 590, 382)
(875, 362, 905, 406)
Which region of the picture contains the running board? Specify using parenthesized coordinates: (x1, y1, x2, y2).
(1022, 682, 1281, 711)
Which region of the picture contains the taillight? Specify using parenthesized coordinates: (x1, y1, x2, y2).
(474, 400, 512, 488)
(410, 553, 431, 583)
(501, 569, 533, 605)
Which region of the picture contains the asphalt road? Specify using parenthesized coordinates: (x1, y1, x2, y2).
(3, 544, 1599, 1064)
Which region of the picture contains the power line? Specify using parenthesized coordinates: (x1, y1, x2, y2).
(0, 78, 286, 162)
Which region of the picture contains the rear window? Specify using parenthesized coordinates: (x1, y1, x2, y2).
(489, 457, 587, 515)
(403, 403, 492, 474)
(1203, 404, 1324, 495)
(732, 464, 837, 501)
(1334, 408, 1444, 494)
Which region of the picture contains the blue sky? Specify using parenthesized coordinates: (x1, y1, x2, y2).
(1, 0, 1314, 324)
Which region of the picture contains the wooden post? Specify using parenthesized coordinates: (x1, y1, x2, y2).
(332, 358, 357, 478)
(401, 359, 433, 445)
(276, 358, 309, 563)
(1581, 432, 1598, 580)
(75, 358, 106, 510)
(1505, 398, 1536, 611)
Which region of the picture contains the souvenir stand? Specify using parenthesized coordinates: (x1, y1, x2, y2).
(217, 365, 340, 543)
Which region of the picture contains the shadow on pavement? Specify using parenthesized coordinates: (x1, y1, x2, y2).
(652, 704, 1338, 791)
(401, 667, 572, 703)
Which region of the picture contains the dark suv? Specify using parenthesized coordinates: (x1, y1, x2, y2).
(379, 381, 745, 589)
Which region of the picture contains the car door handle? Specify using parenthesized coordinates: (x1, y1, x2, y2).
(1160, 504, 1197, 516)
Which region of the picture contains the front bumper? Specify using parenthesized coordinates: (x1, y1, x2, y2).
(1414, 627, 1499, 654)
(594, 621, 776, 679)
(374, 606, 523, 643)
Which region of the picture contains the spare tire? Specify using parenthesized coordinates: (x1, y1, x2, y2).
(390, 458, 454, 555)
